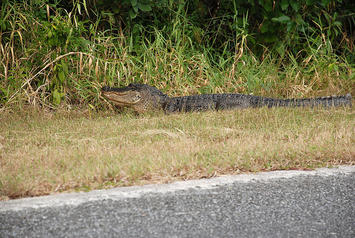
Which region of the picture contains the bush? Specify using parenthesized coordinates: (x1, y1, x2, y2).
(0, 0, 353, 109)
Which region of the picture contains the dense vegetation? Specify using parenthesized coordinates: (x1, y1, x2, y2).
(0, 0, 354, 109)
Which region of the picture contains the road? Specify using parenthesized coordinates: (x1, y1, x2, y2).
(1, 166, 354, 238)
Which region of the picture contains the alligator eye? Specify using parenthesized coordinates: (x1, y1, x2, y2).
(134, 93, 142, 101)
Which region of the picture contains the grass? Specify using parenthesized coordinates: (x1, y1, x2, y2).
(1, 1, 353, 110)
(0, 1, 354, 201)
(0, 106, 354, 200)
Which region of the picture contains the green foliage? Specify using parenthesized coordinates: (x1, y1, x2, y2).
(93, 0, 167, 21)
(51, 60, 69, 105)
(0, 0, 353, 109)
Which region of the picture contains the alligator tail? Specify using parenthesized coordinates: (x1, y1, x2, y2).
(261, 93, 352, 108)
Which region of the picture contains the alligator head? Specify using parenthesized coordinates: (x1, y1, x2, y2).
(101, 84, 168, 113)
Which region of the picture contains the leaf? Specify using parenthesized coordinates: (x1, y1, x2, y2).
(61, 61, 69, 74)
(334, 21, 342, 27)
(306, 0, 314, 5)
(129, 9, 137, 19)
(77, 2, 81, 15)
(290, 1, 300, 12)
(260, 20, 277, 34)
(88, 104, 95, 110)
(138, 3, 152, 12)
(262, 34, 278, 43)
(0, 21, 6, 31)
(131, 0, 137, 7)
(260, 22, 269, 33)
(58, 70, 65, 83)
(295, 14, 304, 25)
(263, 1, 273, 12)
(321, 0, 331, 7)
(328, 63, 338, 72)
(276, 43, 285, 58)
(281, 0, 289, 11)
(272, 15, 291, 23)
(286, 21, 294, 32)
(52, 89, 61, 105)
(82, 0, 89, 15)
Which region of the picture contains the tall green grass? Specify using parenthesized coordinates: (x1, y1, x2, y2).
(0, 1, 353, 111)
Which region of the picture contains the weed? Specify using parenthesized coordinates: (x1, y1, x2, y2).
(0, 108, 354, 199)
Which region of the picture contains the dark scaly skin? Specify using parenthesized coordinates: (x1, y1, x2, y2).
(101, 84, 352, 114)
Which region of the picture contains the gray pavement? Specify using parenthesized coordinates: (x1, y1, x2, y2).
(1, 166, 355, 238)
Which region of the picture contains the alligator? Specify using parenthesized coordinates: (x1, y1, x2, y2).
(101, 84, 352, 114)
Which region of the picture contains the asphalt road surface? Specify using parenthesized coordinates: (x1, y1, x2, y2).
(1, 166, 354, 238)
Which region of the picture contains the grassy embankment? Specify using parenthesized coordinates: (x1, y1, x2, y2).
(0, 107, 354, 200)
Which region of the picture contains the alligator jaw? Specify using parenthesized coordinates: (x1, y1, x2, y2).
(101, 89, 141, 107)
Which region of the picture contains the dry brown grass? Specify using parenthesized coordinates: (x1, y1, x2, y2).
(0, 107, 354, 200)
